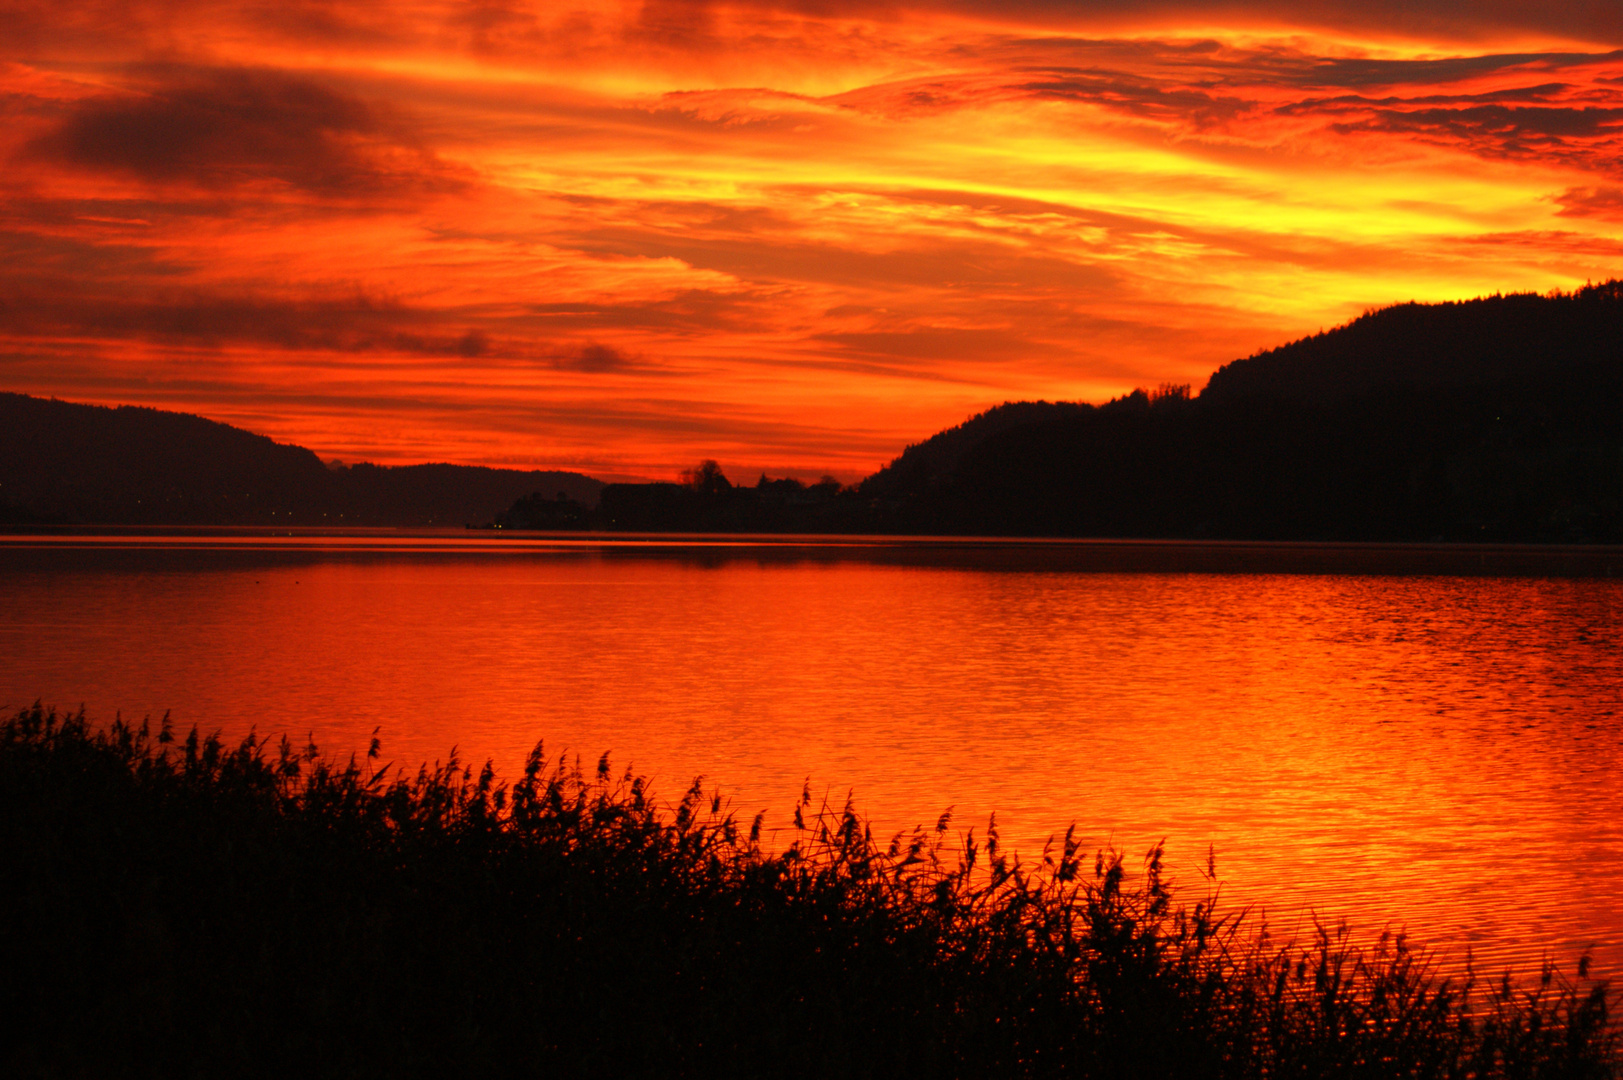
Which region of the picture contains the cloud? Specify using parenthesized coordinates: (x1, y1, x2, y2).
(1322, 102, 1623, 173)
(1553, 186, 1623, 221)
(709, 1, 1623, 47)
(26, 67, 466, 198)
(520, 289, 773, 336)
(1346, 102, 1623, 140)
(0, 269, 667, 375)
(814, 327, 1042, 362)
(567, 341, 636, 372)
(1302, 50, 1623, 87)
(0, 285, 483, 355)
(808, 40, 1623, 181)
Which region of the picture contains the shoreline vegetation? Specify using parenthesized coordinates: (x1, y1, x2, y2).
(3, 706, 1615, 1078)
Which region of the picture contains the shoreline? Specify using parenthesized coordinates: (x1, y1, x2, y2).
(5, 528, 1623, 577)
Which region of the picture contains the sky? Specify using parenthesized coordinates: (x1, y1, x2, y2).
(3, 1, 1623, 481)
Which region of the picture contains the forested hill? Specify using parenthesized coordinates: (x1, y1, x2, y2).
(1202, 281, 1623, 405)
(860, 401, 1089, 499)
(0, 393, 603, 526)
(857, 282, 1623, 542)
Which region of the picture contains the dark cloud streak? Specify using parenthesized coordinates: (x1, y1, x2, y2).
(0, 275, 680, 376)
(26, 67, 467, 198)
(1553, 186, 1623, 221)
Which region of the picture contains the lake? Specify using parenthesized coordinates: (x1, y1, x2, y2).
(3, 531, 1621, 981)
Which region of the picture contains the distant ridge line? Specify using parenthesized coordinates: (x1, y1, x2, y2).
(0, 392, 604, 527)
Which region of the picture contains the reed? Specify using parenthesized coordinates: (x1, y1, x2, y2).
(0, 703, 1614, 1078)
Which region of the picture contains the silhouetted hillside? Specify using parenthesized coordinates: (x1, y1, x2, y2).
(0, 394, 335, 524)
(1203, 281, 1623, 405)
(859, 282, 1623, 542)
(861, 401, 1089, 499)
(0, 393, 602, 526)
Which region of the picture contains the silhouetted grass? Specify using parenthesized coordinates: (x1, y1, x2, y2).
(1, 704, 1614, 1078)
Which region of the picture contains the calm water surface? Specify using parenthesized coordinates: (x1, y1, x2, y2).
(4, 534, 1621, 980)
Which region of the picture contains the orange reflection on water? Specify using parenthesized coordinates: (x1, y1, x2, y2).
(2, 539, 1620, 978)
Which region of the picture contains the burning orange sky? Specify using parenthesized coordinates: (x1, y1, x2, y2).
(3, 1, 1623, 480)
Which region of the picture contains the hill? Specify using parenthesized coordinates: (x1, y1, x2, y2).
(0, 393, 603, 527)
(860, 401, 1090, 500)
(1202, 282, 1623, 406)
(857, 282, 1623, 542)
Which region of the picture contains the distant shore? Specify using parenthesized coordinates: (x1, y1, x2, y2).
(4, 527, 1622, 578)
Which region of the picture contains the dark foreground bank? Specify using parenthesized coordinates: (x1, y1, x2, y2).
(1, 706, 1615, 1079)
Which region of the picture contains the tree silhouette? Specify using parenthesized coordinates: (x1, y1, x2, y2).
(681, 459, 732, 495)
